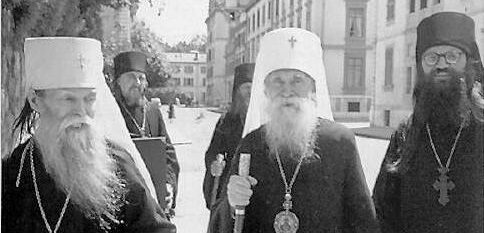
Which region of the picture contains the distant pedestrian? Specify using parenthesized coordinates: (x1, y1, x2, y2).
(168, 103, 175, 123)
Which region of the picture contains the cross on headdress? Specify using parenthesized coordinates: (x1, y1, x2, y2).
(78, 54, 86, 70)
(288, 36, 297, 48)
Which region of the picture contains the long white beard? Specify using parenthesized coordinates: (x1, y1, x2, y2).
(36, 116, 125, 226)
(265, 96, 319, 160)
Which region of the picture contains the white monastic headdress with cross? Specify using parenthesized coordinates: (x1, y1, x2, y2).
(242, 28, 334, 137)
(23, 37, 158, 202)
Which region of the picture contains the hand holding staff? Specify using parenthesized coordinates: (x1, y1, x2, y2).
(210, 153, 226, 208)
(233, 153, 251, 233)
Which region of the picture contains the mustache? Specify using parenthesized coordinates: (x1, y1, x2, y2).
(430, 67, 462, 78)
(274, 97, 302, 106)
(58, 116, 94, 132)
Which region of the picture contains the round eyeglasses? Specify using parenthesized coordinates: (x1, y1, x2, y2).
(423, 50, 463, 66)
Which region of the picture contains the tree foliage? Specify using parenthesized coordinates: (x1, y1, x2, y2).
(164, 34, 207, 53)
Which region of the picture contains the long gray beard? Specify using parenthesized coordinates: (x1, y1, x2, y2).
(265, 97, 319, 160)
(37, 119, 125, 228)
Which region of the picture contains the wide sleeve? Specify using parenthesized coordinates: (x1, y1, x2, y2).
(113, 146, 177, 233)
(340, 130, 380, 233)
(372, 124, 407, 233)
(203, 116, 227, 209)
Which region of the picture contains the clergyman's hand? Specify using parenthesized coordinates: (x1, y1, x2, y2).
(227, 175, 258, 208)
(210, 154, 226, 177)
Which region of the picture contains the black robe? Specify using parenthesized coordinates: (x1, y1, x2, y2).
(203, 112, 245, 209)
(208, 119, 380, 233)
(118, 100, 180, 208)
(372, 117, 484, 233)
(2, 139, 176, 233)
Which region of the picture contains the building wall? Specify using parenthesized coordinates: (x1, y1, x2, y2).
(372, 0, 484, 127)
(206, 1, 232, 106)
(165, 53, 208, 105)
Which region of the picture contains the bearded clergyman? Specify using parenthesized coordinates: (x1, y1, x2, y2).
(2, 37, 176, 233)
(203, 63, 255, 210)
(208, 28, 380, 233)
(373, 12, 484, 233)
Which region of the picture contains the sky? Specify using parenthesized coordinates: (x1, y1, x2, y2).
(136, 0, 209, 45)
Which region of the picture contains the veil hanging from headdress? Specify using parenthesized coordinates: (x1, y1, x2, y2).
(242, 28, 334, 137)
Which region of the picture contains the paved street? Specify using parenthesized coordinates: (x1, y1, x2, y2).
(162, 106, 389, 232)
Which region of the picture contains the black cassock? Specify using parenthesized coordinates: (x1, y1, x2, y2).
(208, 119, 380, 233)
(2, 139, 176, 233)
(373, 117, 484, 233)
(203, 112, 245, 209)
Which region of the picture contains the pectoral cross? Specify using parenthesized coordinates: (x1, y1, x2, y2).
(78, 54, 86, 70)
(432, 167, 455, 206)
(288, 36, 297, 48)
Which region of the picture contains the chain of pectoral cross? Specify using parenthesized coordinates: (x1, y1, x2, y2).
(122, 103, 147, 137)
(425, 122, 465, 206)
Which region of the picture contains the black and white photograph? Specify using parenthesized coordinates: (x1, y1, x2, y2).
(1, 0, 483, 232)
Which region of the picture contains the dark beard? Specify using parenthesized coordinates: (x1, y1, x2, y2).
(415, 68, 471, 127)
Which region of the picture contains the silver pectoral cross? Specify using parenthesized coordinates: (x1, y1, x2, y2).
(433, 167, 455, 206)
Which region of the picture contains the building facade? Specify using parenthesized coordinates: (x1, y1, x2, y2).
(209, 0, 377, 121)
(372, 0, 484, 127)
(165, 52, 208, 105)
(205, 0, 237, 107)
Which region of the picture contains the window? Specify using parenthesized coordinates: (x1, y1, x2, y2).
(252, 14, 256, 31)
(406, 67, 413, 94)
(268, 2, 272, 19)
(208, 49, 212, 62)
(290, 0, 294, 9)
(200, 66, 206, 74)
(406, 43, 412, 57)
(247, 17, 251, 32)
(348, 102, 361, 112)
(207, 67, 213, 77)
(173, 78, 181, 86)
(345, 57, 365, 93)
(387, 0, 395, 22)
(306, 8, 311, 30)
(276, 0, 279, 17)
(297, 12, 302, 28)
(183, 78, 194, 86)
(257, 9, 260, 28)
(262, 5, 266, 25)
(348, 8, 364, 38)
(203, 78, 206, 86)
(384, 110, 391, 126)
(184, 65, 194, 73)
(420, 0, 427, 9)
(409, 0, 415, 13)
(384, 47, 394, 88)
(434, 0, 440, 4)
